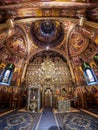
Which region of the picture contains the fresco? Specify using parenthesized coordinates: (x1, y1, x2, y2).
(0, 45, 25, 68)
(22, 22, 38, 54)
(87, 7, 98, 22)
(90, 62, 98, 79)
(69, 30, 88, 56)
(71, 39, 98, 85)
(63, 20, 72, 32)
(31, 20, 64, 48)
(0, 0, 56, 5)
(7, 25, 28, 58)
(0, 0, 95, 5)
(0, 46, 24, 86)
(0, 31, 7, 48)
(80, 25, 98, 44)
(80, 41, 97, 59)
(0, 46, 11, 62)
(61, 9, 86, 18)
(0, 8, 87, 21)
(11, 68, 22, 86)
(71, 56, 81, 66)
(81, 40, 98, 61)
(74, 67, 86, 85)
(0, 1, 98, 24)
(0, 32, 7, 42)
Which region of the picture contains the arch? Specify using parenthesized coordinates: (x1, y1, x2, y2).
(21, 48, 68, 83)
(65, 23, 77, 86)
(28, 48, 67, 63)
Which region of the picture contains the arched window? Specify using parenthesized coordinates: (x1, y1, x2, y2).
(81, 60, 98, 85)
(85, 68, 95, 82)
(0, 63, 15, 86)
(2, 70, 11, 83)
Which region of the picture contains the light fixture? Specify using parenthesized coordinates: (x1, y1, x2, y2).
(46, 46, 49, 50)
(79, 16, 86, 27)
(6, 19, 14, 29)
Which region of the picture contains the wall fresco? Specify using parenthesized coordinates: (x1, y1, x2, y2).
(0, 47, 25, 86)
(21, 22, 39, 54)
(0, 31, 8, 49)
(80, 40, 98, 61)
(6, 25, 28, 58)
(74, 67, 86, 85)
(0, 46, 11, 62)
(0, 0, 56, 5)
(0, 44, 25, 68)
(80, 25, 98, 44)
(0, 8, 87, 22)
(69, 30, 88, 56)
(71, 39, 98, 85)
(0, 0, 92, 6)
(87, 7, 98, 22)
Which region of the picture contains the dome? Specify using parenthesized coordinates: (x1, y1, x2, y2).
(31, 20, 64, 48)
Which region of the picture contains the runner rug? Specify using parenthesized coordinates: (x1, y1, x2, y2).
(35, 107, 61, 130)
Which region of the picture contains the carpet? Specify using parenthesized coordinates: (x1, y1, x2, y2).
(35, 107, 62, 130)
(0, 111, 40, 130)
(56, 111, 98, 130)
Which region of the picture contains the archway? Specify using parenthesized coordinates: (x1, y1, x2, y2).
(26, 50, 73, 110)
(44, 88, 53, 107)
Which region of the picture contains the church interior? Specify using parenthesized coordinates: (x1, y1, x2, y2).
(0, 0, 98, 130)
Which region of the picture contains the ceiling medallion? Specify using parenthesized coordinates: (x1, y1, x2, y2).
(31, 20, 64, 48)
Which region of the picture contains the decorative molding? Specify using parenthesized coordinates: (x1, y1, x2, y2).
(0, 2, 98, 10)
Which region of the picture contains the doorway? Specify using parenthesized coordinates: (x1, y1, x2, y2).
(44, 88, 52, 107)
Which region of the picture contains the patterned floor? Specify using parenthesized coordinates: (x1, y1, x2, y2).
(56, 111, 98, 130)
(0, 109, 98, 130)
(0, 111, 40, 130)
